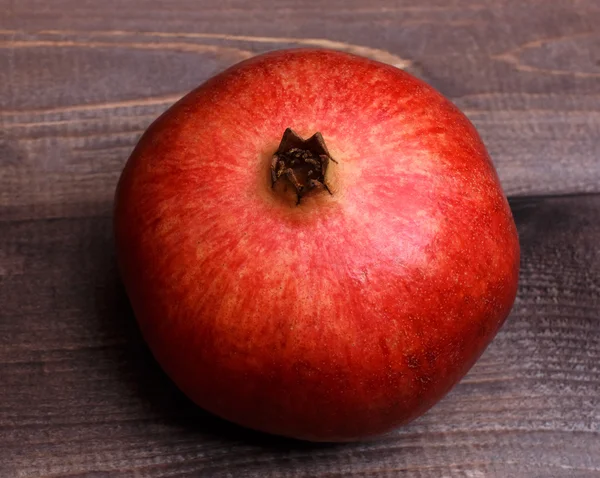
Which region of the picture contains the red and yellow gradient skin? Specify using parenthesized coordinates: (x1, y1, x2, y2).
(114, 49, 520, 442)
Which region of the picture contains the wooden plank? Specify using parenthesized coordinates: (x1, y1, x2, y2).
(1, 0, 600, 222)
(1, 194, 599, 477)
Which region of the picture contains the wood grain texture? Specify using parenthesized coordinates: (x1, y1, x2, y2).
(1, 0, 599, 476)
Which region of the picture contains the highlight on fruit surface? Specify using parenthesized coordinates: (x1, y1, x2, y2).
(114, 48, 520, 442)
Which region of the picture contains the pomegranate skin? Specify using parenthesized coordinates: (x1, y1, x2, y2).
(114, 49, 520, 442)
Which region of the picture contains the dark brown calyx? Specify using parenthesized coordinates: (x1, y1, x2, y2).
(271, 128, 337, 205)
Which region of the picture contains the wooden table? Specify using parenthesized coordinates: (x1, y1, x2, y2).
(2, 1, 599, 476)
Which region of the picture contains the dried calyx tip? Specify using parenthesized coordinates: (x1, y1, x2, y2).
(271, 128, 337, 205)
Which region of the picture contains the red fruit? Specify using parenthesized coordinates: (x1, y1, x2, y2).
(114, 49, 520, 442)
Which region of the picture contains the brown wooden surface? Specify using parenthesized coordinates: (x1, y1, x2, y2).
(1, 1, 599, 476)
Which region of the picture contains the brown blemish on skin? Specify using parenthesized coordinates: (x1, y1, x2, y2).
(407, 355, 420, 369)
